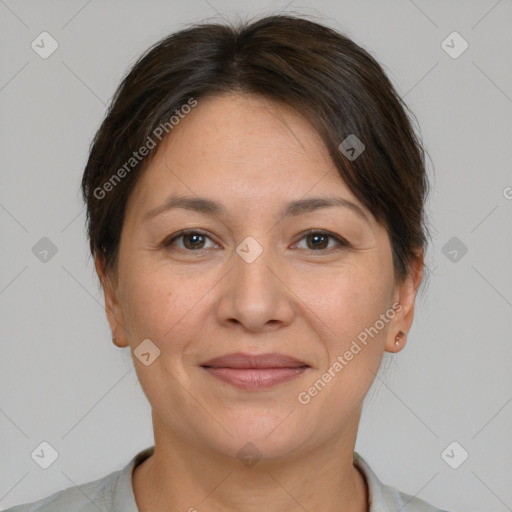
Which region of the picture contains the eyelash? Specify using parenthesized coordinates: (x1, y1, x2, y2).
(162, 229, 349, 252)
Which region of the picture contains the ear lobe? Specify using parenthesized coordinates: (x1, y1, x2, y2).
(385, 251, 424, 353)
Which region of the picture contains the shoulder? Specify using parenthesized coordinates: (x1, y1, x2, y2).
(4, 447, 154, 512)
(354, 452, 452, 512)
(3, 470, 118, 512)
(378, 485, 451, 512)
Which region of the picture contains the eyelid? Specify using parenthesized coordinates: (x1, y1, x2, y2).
(291, 229, 349, 250)
(163, 228, 348, 252)
(163, 229, 220, 249)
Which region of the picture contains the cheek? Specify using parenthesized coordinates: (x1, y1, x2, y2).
(303, 263, 392, 347)
(117, 267, 202, 402)
(293, 270, 392, 424)
(118, 262, 216, 352)
(120, 270, 171, 338)
(299, 265, 394, 415)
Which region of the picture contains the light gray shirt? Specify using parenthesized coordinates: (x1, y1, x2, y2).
(5, 446, 450, 511)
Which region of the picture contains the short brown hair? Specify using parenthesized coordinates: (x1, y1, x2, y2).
(82, 13, 431, 286)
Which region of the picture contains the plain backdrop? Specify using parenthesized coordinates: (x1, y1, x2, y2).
(1, 1, 511, 511)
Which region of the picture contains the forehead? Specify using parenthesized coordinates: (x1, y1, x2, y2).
(126, 93, 371, 223)
(162, 92, 332, 174)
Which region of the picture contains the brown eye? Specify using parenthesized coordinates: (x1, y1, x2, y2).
(306, 233, 329, 250)
(294, 230, 348, 251)
(164, 230, 218, 251)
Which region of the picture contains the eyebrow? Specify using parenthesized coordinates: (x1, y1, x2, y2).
(143, 195, 371, 225)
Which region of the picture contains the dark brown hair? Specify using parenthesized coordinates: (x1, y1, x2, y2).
(82, 13, 431, 286)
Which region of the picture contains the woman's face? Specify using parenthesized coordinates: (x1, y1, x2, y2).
(100, 93, 421, 460)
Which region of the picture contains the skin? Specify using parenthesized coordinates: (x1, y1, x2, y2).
(96, 93, 423, 512)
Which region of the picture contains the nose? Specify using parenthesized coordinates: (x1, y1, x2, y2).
(216, 241, 295, 332)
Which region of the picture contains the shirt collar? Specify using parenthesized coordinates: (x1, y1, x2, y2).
(112, 447, 399, 512)
(111, 445, 155, 512)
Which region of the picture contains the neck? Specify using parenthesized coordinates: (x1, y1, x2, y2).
(133, 414, 368, 512)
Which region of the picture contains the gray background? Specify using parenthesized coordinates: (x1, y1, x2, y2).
(1, 1, 511, 511)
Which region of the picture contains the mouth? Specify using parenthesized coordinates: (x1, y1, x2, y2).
(199, 352, 310, 391)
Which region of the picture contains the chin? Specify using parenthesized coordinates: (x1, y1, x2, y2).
(198, 411, 314, 463)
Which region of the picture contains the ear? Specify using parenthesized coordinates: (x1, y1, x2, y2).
(385, 249, 424, 353)
(95, 253, 129, 348)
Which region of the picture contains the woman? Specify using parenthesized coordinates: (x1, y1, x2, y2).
(7, 13, 450, 512)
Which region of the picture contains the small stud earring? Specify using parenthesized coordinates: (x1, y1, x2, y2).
(395, 330, 406, 346)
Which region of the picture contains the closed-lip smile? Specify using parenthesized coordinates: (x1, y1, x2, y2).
(200, 352, 310, 391)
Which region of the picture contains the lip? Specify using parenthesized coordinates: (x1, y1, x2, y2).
(200, 352, 309, 369)
(200, 352, 310, 391)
